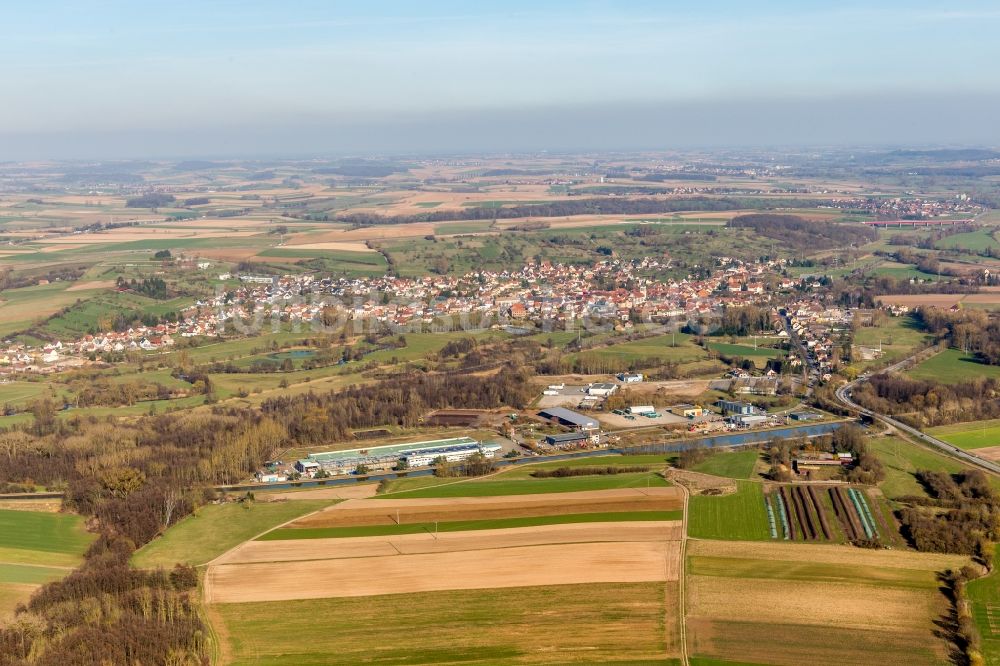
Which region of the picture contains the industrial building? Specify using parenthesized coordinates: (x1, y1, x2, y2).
(544, 431, 599, 447)
(670, 404, 705, 418)
(586, 382, 618, 397)
(295, 437, 501, 476)
(617, 372, 644, 383)
(538, 407, 600, 431)
(717, 400, 757, 415)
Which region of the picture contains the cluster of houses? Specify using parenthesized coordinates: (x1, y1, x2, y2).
(784, 299, 860, 379)
(2, 257, 873, 378)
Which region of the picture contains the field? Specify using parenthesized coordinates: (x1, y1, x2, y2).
(851, 314, 933, 369)
(213, 582, 679, 665)
(131, 499, 334, 568)
(967, 545, 1000, 665)
(686, 539, 969, 666)
(260, 510, 683, 540)
(908, 347, 1000, 383)
(690, 450, 760, 479)
(0, 508, 95, 619)
(928, 418, 1000, 450)
(206, 483, 683, 662)
(706, 342, 786, 366)
(375, 467, 670, 497)
(868, 436, 974, 499)
(687, 480, 770, 540)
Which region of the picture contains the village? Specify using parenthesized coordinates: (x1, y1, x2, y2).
(0, 256, 864, 380)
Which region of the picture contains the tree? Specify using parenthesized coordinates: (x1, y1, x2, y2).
(30, 397, 57, 436)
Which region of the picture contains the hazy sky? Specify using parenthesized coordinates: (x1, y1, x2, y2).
(2, 1, 1000, 158)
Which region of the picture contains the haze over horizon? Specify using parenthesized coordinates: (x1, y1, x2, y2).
(3, 0, 1000, 159)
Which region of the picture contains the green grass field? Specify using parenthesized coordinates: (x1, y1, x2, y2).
(214, 582, 678, 665)
(852, 315, 932, 370)
(261, 509, 683, 540)
(574, 333, 704, 363)
(0, 509, 95, 619)
(927, 418, 1000, 450)
(0, 509, 94, 561)
(935, 229, 1000, 252)
(690, 450, 760, 479)
(0, 562, 71, 585)
(706, 342, 786, 359)
(375, 470, 670, 498)
(967, 545, 1000, 665)
(132, 500, 333, 568)
(868, 436, 971, 499)
(907, 348, 1000, 383)
(687, 480, 770, 540)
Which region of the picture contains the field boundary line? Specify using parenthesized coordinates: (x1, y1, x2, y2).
(677, 479, 690, 666)
(203, 501, 340, 568)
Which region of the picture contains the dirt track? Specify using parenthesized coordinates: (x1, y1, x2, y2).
(207, 537, 680, 602)
(288, 487, 683, 528)
(215, 520, 683, 565)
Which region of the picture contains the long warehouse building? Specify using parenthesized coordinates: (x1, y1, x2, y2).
(295, 436, 502, 476)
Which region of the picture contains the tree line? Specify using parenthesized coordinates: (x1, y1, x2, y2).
(851, 372, 1000, 427)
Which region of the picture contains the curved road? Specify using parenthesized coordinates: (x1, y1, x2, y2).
(834, 353, 1000, 475)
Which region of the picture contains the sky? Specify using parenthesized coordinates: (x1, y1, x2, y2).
(1, 1, 1000, 158)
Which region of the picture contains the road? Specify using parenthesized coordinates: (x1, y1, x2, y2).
(834, 351, 1000, 475)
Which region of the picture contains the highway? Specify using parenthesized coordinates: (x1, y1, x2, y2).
(834, 352, 1000, 475)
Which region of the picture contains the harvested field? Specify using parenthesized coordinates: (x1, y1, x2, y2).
(286, 487, 682, 528)
(877, 294, 964, 307)
(667, 469, 737, 495)
(281, 241, 376, 252)
(304, 223, 437, 241)
(66, 280, 114, 292)
(973, 445, 1000, 461)
(207, 538, 679, 602)
(689, 576, 940, 630)
(686, 539, 968, 666)
(218, 520, 683, 564)
(688, 538, 968, 570)
(257, 483, 379, 501)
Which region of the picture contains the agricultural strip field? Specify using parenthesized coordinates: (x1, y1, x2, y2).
(763, 485, 893, 545)
(132, 499, 334, 568)
(261, 509, 682, 540)
(687, 480, 770, 540)
(0, 509, 94, 619)
(928, 418, 1000, 450)
(374, 469, 670, 497)
(686, 539, 970, 666)
(212, 582, 679, 665)
(205, 525, 681, 602)
(907, 348, 1000, 383)
(289, 487, 683, 528)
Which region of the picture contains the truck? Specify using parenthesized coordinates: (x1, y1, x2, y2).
(627, 405, 655, 415)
